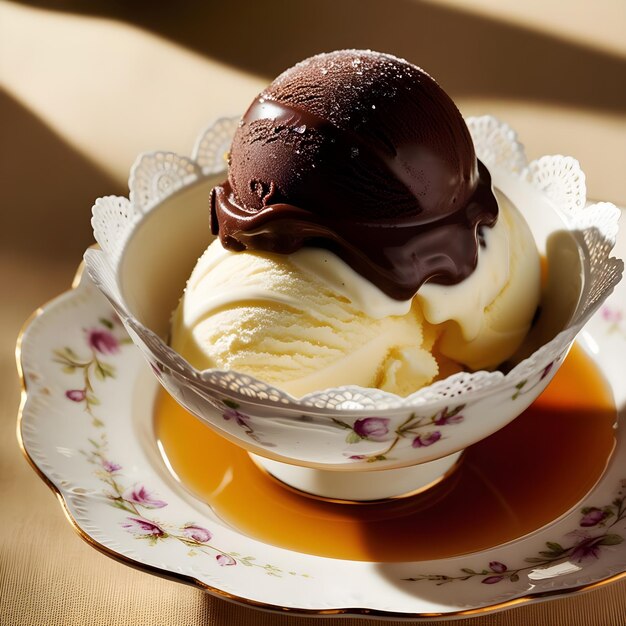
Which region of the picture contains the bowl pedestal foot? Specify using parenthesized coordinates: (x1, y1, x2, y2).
(249, 451, 463, 503)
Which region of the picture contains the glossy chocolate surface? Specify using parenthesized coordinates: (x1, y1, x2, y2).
(210, 50, 498, 300)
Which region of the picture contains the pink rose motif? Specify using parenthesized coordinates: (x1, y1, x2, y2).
(540, 361, 555, 381)
(123, 485, 167, 509)
(601, 306, 622, 323)
(353, 417, 390, 441)
(223, 407, 250, 427)
(481, 575, 505, 584)
(122, 517, 165, 537)
(183, 524, 212, 543)
(102, 460, 121, 473)
(571, 535, 603, 562)
(489, 561, 507, 573)
(412, 431, 441, 447)
(580, 507, 609, 527)
(65, 389, 86, 402)
(480, 561, 509, 584)
(216, 554, 236, 566)
(87, 329, 119, 355)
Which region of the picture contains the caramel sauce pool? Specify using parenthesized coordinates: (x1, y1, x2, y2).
(154, 344, 616, 561)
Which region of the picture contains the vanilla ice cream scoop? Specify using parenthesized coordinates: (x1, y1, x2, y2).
(418, 191, 541, 370)
(171, 190, 540, 397)
(170, 242, 440, 398)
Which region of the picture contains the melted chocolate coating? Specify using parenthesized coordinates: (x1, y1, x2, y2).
(210, 50, 498, 300)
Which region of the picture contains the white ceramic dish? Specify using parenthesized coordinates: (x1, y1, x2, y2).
(17, 223, 626, 619)
(83, 116, 622, 501)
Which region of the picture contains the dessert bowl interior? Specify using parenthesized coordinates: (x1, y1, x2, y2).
(121, 179, 215, 338)
(119, 170, 579, 366)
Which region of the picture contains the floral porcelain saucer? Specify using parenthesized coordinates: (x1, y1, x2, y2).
(18, 234, 626, 619)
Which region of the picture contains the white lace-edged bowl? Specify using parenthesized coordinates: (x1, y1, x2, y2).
(85, 116, 623, 502)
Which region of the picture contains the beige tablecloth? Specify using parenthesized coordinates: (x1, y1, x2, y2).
(2, 1, 625, 623)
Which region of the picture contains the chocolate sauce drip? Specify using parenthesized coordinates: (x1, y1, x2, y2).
(210, 50, 499, 300)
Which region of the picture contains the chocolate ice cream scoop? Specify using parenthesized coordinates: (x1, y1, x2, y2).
(210, 50, 498, 300)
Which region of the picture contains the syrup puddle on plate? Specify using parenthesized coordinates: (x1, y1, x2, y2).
(154, 344, 616, 562)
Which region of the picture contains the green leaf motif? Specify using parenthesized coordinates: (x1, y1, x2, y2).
(264, 564, 280, 572)
(599, 534, 623, 546)
(345, 431, 361, 444)
(445, 405, 465, 417)
(99, 318, 114, 330)
(546, 541, 564, 554)
(112, 500, 133, 513)
(99, 362, 116, 378)
(368, 454, 387, 463)
(603, 505, 616, 515)
(223, 399, 240, 409)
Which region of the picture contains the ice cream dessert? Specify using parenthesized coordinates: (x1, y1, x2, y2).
(170, 50, 541, 397)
